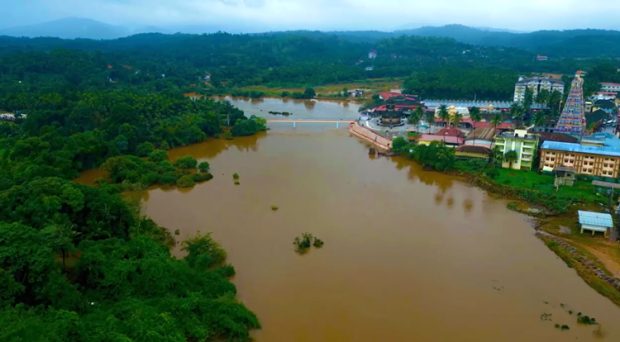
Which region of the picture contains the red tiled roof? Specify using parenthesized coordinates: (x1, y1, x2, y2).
(373, 104, 420, 112)
(436, 127, 465, 137)
(472, 121, 514, 130)
(419, 134, 464, 145)
(466, 127, 497, 141)
(379, 92, 402, 100)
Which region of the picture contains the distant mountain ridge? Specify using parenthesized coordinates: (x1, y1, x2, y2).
(0, 18, 131, 40)
(2, 19, 620, 57)
(396, 24, 620, 57)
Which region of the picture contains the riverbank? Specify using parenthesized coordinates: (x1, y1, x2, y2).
(479, 174, 620, 306)
(451, 161, 620, 306)
(388, 135, 620, 306)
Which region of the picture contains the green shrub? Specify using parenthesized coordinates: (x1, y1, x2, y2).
(198, 161, 210, 173)
(231, 116, 267, 136)
(140, 172, 159, 186)
(176, 175, 195, 188)
(174, 155, 197, 169)
(192, 173, 213, 183)
(136, 142, 155, 157)
(148, 149, 168, 162)
(159, 172, 178, 185)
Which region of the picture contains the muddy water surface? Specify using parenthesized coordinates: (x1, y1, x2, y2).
(221, 96, 361, 120)
(136, 124, 620, 341)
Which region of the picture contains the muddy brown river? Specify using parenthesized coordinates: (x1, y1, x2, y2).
(85, 99, 620, 340)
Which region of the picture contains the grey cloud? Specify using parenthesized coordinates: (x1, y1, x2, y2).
(1, 0, 619, 32)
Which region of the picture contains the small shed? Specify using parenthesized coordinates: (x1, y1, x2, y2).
(554, 166, 576, 188)
(578, 210, 614, 236)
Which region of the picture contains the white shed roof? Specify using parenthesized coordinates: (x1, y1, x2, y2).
(578, 210, 613, 228)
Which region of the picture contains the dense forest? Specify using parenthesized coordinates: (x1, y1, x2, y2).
(0, 31, 601, 99)
(330, 25, 620, 58)
(0, 33, 273, 340)
(0, 94, 264, 339)
(2, 31, 615, 103)
(0, 30, 619, 339)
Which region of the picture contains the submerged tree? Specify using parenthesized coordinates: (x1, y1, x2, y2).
(504, 150, 519, 169)
(293, 233, 324, 254)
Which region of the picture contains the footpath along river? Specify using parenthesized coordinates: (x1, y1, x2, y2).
(126, 98, 620, 340)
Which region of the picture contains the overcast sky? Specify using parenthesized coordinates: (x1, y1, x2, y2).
(2, 0, 619, 32)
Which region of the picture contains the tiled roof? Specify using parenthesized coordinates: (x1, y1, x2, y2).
(536, 132, 579, 143)
(456, 145, 492, 155)
(419, 134, 464, 145)
(436, 127, 465, 137)
(379, 92, 402, 100)
(466, 127, 496, 141)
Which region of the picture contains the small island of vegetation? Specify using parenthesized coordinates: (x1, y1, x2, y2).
(293, 233, 324, 254)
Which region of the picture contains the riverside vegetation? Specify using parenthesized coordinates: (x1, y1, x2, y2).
(0, 53, 267, 339)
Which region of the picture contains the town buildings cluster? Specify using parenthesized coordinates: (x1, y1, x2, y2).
(363, 70, 620, 235)
(513, 75, 564, 103)
(366, 72, 620, 177)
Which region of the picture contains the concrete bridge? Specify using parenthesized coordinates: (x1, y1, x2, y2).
(267, 119, 354, 128)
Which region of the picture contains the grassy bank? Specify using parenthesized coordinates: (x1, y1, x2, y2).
(539, 233, 620, 306)
(231, 78, 404, 99)
(454, 159, 606, 215)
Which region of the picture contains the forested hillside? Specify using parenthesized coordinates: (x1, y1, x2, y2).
(398, 25, 620, 58)
(1, 31, 601, 102)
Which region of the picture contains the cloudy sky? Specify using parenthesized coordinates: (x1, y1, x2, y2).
(2, 0, 618, 32)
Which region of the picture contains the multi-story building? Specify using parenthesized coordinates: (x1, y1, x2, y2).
(494, 129, 540, 170)
(539, 133, 620, 178)
(600, 82, 620, 93)
(513, 76, 564, 103)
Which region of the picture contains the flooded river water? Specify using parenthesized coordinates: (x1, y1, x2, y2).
(130, 99, 620, 340)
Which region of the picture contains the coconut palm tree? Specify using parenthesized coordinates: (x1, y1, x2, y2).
(408, 109, 421, 128)
(492, 146, 503, 167)
(510, 103, 525, 128)
(425, 110, 435, 133)
(469, 106, 481, 144)
(438, 105, 449, 127)
(452, 113, 463, 128)
(534, 110, 546, 128)
(536, 89, 550, 106)
(414, 106, 424, 131)
(492, 113, 502, 130)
